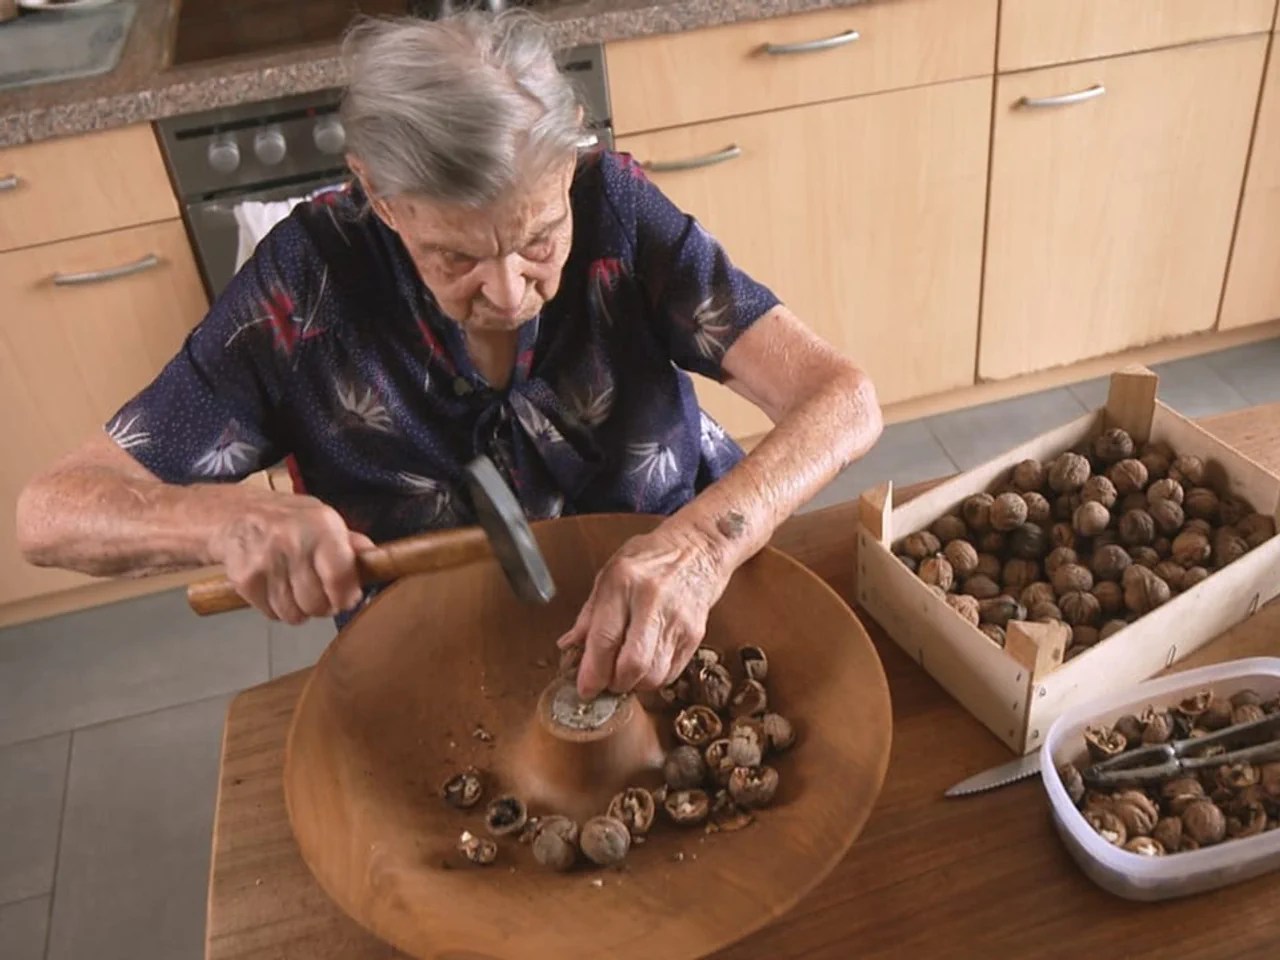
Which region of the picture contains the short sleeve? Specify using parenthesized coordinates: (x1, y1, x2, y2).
(625, 156, 781, 381)
(102, 217, 314, 484)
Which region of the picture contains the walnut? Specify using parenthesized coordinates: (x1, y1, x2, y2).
(1079, 475, 1118, 510)
(1099, 619, 1127, 641)
(1169, 455, 1207, 488)
(1214, 529, 1248, 568)
(944, 593, 981, 626)
(978, 623, 1006, 647)
(1029, 601, 1064, 622)
(1012, 458, 1046, 492)
(1052, 495, 1077, 523)
(1152, 560, 1186, 591)
(962, 494, 994, 532)
(1147, 498, 1184, 536)
(1152, 536, 1172, 559)
(1045, 546, 1079, 578)
(1113, 790, 1159, 835)
(1146, 478, 1184, 506)
(1217, 495, 1251, 527)
(975, 553, 1002, 580)
(1120, 492, 1149, 515)
(1172, 530, 1211, 567)
(1181, 800, 1226, 846)
(1140, 450, 1171, 482)
(902, 531, 941, 561)
(930, 513, 969, 544)
(1084, 726, 1127, 761)
(1184, 487, 1220, 522)
(1161, 776, 1206, 815)
(943, 539, 979, 576)
(1238, 512, 1276, 544)
(895, 554, 918, 574)
(1123, 565, 1171, 615)
(1182, 566, 1209, 590)
(1093, 529, 1120, 551)
(1231, 689, 1263, 708)
(1072, 624, 1100, 649)
(1184, 518, 1213, 537)
(1020, 581, 1057, 609)
(918, 555, 954, 591)
(1021, 492, 1052, 525)
(1008, 522, 1048, 560)
(1060, 590, 1101, 627)
(1049, 452, 1091, 493)
(1107, 459, 1149, 496)
(1129, 545, 1160, 568)
(1092, 581, 1124, 616)
(1094, 427, 1135, 464)
(1233, 703, 1266, 726)
(979, 595, 1026, 627)
(1049, 523, 1077, 551)
(1073, 501, 1111, 537)
(1140, 707, 1174, 744)
(1118, 509, 1156, 547)
(1002, 558, 1040, 594)
(978, 530, 1007, 554)
(990, 492, 1029, 532)
(1090, 544, 1132, 582)
(1058, 764, 1086, 807)
(962, 574, 1001, 600)
(1086, 810, 1128, 847)
(1199, 698, 1235, 731)
(663, 745, 707, 790)
(1052, 562, 1094, 596)
(580, 816, 632, 865)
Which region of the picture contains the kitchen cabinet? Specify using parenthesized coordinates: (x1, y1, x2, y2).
(606, 0, 996, 136)
(0, 220, 208, 608)
(998, 0, 1276, 72)
(1220, 31, 1280, 330)
(979, 37, 1267, 382)
(617, 78, 992, 439)
(0, 124, 179, 253)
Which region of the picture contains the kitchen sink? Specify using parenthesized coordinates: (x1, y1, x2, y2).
(0, 2, 137, 92)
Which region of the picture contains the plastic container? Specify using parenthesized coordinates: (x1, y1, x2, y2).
(1041, 657, 1280, 901)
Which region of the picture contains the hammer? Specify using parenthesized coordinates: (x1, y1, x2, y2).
(185, 456, 557, 616)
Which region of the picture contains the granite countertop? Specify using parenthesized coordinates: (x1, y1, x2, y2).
(0, 0, 876, 148)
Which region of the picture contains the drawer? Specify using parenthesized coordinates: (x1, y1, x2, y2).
(0, 220, 207, 606)
(0, 124, 179, 253)
(999, 0, 1275, 72)
(606, 0, 997, 135)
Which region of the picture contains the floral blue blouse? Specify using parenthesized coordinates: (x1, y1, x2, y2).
(107, 150, 780, 553)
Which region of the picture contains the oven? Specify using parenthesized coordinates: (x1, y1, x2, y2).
(156, 42, 613, 299)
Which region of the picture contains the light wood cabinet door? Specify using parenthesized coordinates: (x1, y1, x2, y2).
(616, 78, 992, 438)
(0, 220, 207, 606)
(1221, 33, 1280, 330)
(979, 37, 1266, 382)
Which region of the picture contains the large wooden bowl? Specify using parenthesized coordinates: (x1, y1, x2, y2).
(284, 513, 891, 960)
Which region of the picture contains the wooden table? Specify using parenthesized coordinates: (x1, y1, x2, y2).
(206, 403, 1280, 960)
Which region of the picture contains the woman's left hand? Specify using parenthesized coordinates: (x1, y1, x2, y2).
(556, 523, 731, 700)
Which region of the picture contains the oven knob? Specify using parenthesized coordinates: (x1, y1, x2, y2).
(313, 116, 346, 155)
(253, 127, 288, 166)
(206, 135, 241, 174)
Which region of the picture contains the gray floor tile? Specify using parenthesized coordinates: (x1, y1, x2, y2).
(1201, 337, 1280, 406)
(1146, 357, 1252, 418)
(0, 588, 267, 746)
(268, 617, 336, 678)
(1067, 375, 1111, 411)
(798, 420, 959, 513)
(924, 388, 1089, 471)
(0, 734, 69, 904)
(47, 696, 229, 960)
(0, 896, 50, 960)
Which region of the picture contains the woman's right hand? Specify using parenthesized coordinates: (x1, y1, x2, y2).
(207, 493, 375, 623)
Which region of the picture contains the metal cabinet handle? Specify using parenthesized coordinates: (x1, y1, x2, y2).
(1017, 84, 1106, 109)
(0, 174, 19, 192)
(642, 145, 742, 173)
(52, 253, 161, 287)
(763, 29, 860, 56)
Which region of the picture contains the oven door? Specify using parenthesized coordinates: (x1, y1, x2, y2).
(186, 174, 350, 300)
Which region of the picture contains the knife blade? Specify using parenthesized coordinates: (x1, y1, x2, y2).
(945, 752, 1042, 797)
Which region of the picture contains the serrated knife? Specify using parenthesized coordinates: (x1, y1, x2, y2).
(944, 752, 1042, 797)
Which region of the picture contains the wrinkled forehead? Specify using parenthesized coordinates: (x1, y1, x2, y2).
(387, 157, 576, 255)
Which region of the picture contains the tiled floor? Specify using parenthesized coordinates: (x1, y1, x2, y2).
(0, 337, 1276, 958)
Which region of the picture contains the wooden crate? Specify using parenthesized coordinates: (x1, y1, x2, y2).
(854, 366, 1280, 754)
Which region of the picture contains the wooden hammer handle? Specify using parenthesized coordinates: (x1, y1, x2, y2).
(186, 526, 491, 616)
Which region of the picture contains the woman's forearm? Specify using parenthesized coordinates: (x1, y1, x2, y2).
(673, 364, 883, 572)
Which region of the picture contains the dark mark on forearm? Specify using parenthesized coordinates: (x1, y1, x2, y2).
(716, 511, 747, 540)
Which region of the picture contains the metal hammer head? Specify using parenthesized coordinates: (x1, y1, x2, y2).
(463, 455, 557, 604)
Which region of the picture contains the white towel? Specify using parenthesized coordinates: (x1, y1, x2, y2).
(232, 197, 308, 274)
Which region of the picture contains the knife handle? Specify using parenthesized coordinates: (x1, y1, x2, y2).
(186, 525, 491, 615)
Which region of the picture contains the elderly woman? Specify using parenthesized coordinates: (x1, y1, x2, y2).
(16, 11, 881, 700)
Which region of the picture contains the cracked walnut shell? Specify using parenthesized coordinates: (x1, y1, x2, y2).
(664, 788, 710, 826)
(728, 765, 780, 808)
(674, 705, 723, 746)
(608, 788, 657, 838)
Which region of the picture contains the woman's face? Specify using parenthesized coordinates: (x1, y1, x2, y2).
(365, 158, 576, 335)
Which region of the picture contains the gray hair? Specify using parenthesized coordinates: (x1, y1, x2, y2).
(339, 11, 584, 206)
